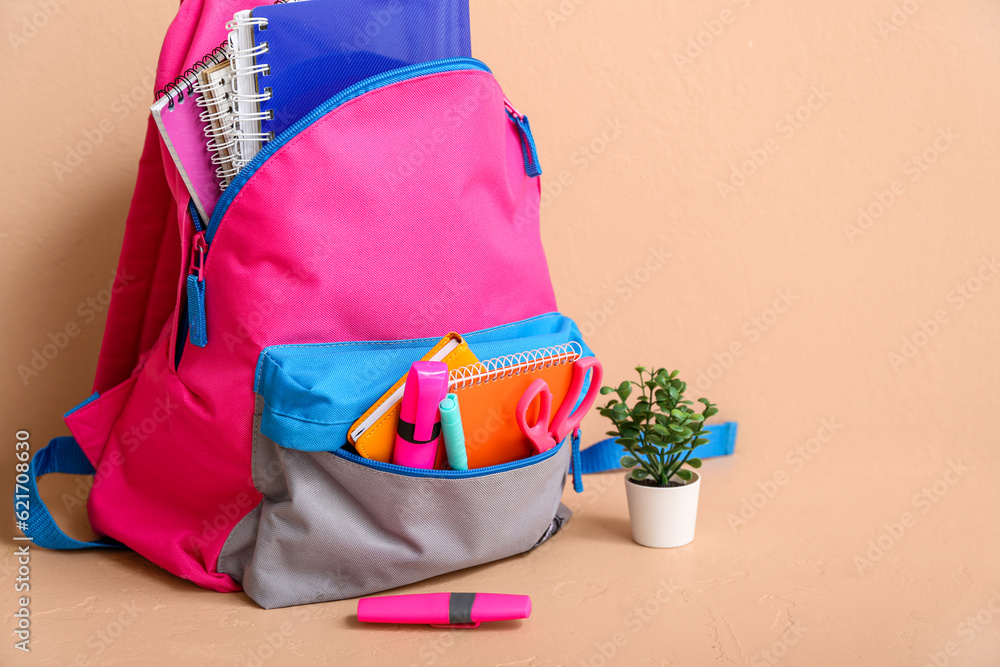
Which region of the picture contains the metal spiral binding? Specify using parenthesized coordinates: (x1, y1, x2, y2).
(195, 65, 241, 188)
(227, 13, 274, 169)
(196, 76, 228, 129)
(153, 44, 229, 109)
(448, 342, 583, 391)
(196, 78, 232, 141)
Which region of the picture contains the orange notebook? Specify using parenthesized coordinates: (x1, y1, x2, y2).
(449, 342, 583, 469)
(348, 333, 479, 463)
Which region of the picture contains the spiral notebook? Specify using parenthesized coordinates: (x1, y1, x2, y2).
(227, 0, 471, 168)
(149, 46, 230, 221)
(447, 342, 582, 469)
(150, 1, 291, 217)
(197, 61, 240, 189)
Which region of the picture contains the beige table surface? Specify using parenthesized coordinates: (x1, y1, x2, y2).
(4, 432, 998, 667)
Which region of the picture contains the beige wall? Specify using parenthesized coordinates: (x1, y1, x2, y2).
(8, 0, 996, 454)
(2, 0, 1000, 662)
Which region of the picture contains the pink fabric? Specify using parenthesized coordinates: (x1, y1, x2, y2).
(94, 0, 275, 394)
(69, 1, 556, 593)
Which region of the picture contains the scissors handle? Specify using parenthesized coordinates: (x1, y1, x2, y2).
(515, 379, 556, 454)
(550, 357, 604, 443)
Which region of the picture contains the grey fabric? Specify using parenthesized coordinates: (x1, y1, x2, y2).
(216, 410, 266, 581)
(218, 395, 572, 609)
(215, 502, 261, 582)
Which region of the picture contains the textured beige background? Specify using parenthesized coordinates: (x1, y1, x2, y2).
(3, 0, 1000, 665)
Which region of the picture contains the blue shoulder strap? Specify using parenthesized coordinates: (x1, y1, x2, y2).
(573, 421, 737, 491)
(16, 436, 121, 550)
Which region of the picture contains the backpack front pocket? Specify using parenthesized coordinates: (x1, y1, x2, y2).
(216, 314, 589, 608)
(217, 398, 572, 609)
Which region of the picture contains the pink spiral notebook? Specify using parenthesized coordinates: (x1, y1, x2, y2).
(149, 49, 229, 222)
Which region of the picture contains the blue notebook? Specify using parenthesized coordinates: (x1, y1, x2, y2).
(230, 0, 471, 149)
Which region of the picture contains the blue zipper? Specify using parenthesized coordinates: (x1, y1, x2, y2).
(188, 199, 206, 233)
(206, 56, 493, 245)
(504, 105, 542, 178)
(178, 201, 207, 356)
(333, 437, 564, 479)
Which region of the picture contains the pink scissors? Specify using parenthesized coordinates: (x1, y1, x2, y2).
(515, 357, 604, 454)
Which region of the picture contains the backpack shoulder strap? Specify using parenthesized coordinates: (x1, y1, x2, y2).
(16, 437, 122, 550)
(577, 421, 738, 476)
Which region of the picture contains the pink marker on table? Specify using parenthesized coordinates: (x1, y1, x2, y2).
(357, 592, 532, 628)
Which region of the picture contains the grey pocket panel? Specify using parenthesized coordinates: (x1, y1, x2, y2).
(219, 396, 572, 609)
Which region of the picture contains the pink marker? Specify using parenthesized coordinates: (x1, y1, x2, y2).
(357, 592, 532, 628)
(392, 361, 449, 469)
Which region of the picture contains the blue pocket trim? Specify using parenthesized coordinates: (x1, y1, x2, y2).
(255, 312, 590, 452)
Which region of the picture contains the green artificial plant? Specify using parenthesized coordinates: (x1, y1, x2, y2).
(597, 367, 718, 487)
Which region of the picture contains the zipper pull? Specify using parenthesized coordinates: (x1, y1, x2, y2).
(504, 100, 542, 178)
(186, 231, 208, 347)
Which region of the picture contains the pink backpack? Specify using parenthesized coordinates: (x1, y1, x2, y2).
(21, 0, 735, 607)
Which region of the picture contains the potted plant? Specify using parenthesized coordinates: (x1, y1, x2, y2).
(597, 367, 718, 548)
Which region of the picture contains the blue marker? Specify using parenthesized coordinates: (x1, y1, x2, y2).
(438, 393, 468, 470)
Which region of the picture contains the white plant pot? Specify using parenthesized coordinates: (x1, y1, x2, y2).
(624, 471, 700, 548)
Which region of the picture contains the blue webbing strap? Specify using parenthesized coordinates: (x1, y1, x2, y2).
(576, 421, 738, 476)
(17, 436, 121, 550)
